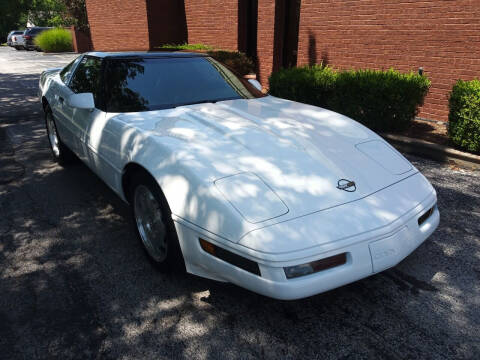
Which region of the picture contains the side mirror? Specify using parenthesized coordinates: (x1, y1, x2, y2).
(67, 93, 95, 109)
(248, 79, 262, 91)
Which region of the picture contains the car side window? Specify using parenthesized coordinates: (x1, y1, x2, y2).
(60, 56, 82, 84)
(69, 57, 103, 106)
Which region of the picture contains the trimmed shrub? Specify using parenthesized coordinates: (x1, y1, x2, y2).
(269, 66, 430, 132)
(156, 43, 256, 76)
(35, 28, 72, 53)
(448, 79, 480, 153)
(206, 50, 256, 76)
(157, 43, 213, 51)
(269, 65, 337, 109)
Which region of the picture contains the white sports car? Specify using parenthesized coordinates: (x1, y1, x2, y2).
(39, 52, 439, 300)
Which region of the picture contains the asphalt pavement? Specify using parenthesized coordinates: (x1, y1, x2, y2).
(1, 46, 479, 359)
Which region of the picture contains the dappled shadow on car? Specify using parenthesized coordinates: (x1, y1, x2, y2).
(1, 74, 480, 358)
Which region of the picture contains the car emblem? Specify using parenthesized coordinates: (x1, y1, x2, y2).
(337, 179, 356, 192)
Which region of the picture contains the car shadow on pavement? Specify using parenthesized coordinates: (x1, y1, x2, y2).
(1, 73, 479, 359)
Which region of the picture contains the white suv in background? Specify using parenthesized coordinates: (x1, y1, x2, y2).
(11, 32, 26, 50)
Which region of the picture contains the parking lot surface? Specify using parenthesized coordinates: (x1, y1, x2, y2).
(1, 46, 479, 359)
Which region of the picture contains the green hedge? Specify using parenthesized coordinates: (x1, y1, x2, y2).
(157, 43, 213, 51)
(448, 80, 480, 153)
(269, 66, 431, 132)
(206, 50, 255, 76)
(35, 28, 72, 53)
(156, 43, 256, 76)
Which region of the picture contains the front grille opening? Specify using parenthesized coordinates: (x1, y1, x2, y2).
(418, 206, 435, 226)
(199, 238, 260, 275)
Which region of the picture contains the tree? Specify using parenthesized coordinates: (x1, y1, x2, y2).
(0, 0, 30, 41)
(1, 0, 89, 42)
(60, 0, 89, 33)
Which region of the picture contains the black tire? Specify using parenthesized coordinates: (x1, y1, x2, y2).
(129, 171, 185, 272)
(44, 106, 76, 166)
(14, 46, 21, 50)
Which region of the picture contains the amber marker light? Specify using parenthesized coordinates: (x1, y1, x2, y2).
(200, 238, 216, 255)
(199, 238, 260, 275)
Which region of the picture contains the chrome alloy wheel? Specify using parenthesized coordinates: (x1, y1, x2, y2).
(46, 112, 60, 157)
(133, 185, 167, 262)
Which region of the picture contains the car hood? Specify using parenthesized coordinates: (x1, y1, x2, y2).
(119, 96, 417, 240)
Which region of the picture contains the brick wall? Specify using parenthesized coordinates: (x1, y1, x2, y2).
(296, 0, 480, 122)
(85, 0, 150, 51)
(256, 0, 277, 83)
(184, 0, 238, 50)
(147, 0, 187, 48)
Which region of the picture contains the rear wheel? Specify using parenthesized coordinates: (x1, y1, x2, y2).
(45, 107, 75, 165)
(129, 172, 185, 272)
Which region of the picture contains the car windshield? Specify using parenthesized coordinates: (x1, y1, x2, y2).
(104, 56, 264, 112)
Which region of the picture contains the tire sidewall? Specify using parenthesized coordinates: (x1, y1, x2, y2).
(129, 172, 184, 272)
(45, 108, 61, 161)
(44, 107, 75, 166)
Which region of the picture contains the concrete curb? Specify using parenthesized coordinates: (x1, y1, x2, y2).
(382, 133, 480, 170)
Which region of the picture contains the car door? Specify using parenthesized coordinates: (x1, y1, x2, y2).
(51, 56, 83, 151)
(67, 56, 120, 191)
(68, 56, 105, 164)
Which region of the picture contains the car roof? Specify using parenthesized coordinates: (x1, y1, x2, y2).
(85, 51, 208, 59)
(25, 27, 52, 32)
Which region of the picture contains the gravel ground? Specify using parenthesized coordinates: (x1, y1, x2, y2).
(1, 46, 479, 359)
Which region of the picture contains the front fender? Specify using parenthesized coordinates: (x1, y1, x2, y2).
(126, 132, 250, 243)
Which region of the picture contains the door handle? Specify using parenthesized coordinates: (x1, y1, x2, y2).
(58, 96, 64, 104)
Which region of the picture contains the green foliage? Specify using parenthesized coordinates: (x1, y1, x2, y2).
(268, 65, 337, 108)
(448, 79, 480, 153)
(157, 43, 214, 51)
(35, 27, 72, 52)
(206, 50, 256, 76)
(1, 0, 88, 42)
(157, 43, 256, 76)
(269, 66, 431, 132)
(26, 0, 66, 27)
(60, 0, 89, 33)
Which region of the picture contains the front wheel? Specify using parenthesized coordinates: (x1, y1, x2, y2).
(129, 172, 185, 272)
(45, 108, 75, 165)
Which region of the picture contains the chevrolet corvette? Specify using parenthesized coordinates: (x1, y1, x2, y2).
(39, 52, 439, 300)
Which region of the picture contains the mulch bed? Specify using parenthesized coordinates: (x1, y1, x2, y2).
(401, 118, 449, 146)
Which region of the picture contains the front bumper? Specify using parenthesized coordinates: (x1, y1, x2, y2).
(174, 174, 439, 300)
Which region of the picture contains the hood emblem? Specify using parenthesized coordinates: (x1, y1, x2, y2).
(337, 179, 356, 192)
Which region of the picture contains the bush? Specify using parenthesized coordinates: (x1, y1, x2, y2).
(156, 43, 256, 76)
(35, 28, 72, 52)
(269, 65, 337, 109)
(157, 43, 213, 51)
(206, 50, 256, 76)
(269, 66, 430, 132)
(448, 80, 480, 153)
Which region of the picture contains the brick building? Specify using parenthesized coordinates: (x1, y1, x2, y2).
(85, 0, 480, 122)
